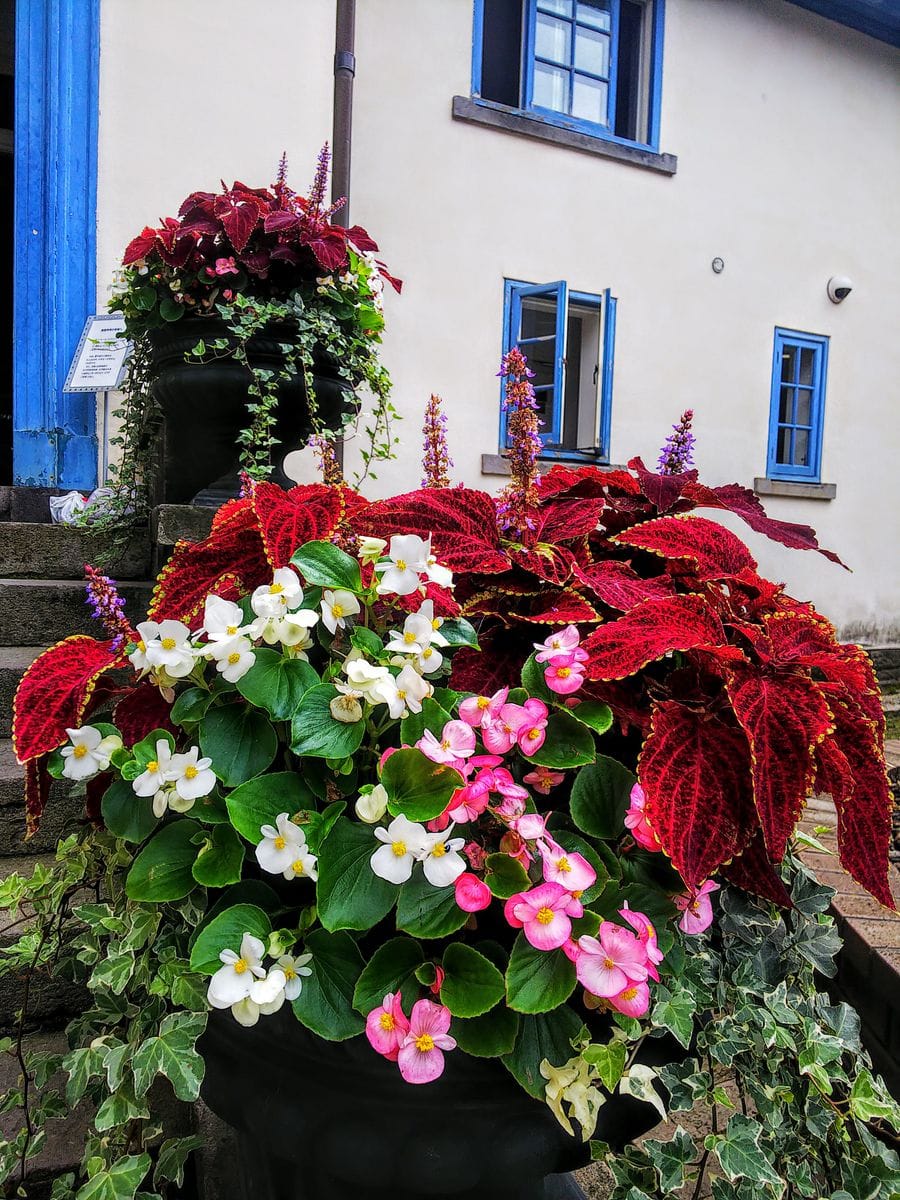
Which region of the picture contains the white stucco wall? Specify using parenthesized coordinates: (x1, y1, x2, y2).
(94, 0, 900, 642)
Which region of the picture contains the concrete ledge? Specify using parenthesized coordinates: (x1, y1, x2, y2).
(452, 96, 678, 176)
(753, 477, 836, 500)
(151, 504, 215, 547)
(481, 453, 627, 478)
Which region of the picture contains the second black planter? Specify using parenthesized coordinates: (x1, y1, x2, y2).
(148, 317, 354, 506)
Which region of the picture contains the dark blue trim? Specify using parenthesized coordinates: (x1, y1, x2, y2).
(785, 0, 900, 48)
(13, 0, 100, 488)
(766, 328, 828, 483)
(600, 289, 616, 460)
(471, 0, 485, 97)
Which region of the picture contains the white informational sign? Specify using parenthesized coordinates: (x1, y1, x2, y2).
(64, 315, 131, 392)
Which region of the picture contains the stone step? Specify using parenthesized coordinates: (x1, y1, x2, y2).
(0, 740, 88, 856)
(0, 522, 151, 580)
(0, 645, 45, 737)
(865, 645, 900, 688)
(0, 578, 153, 646)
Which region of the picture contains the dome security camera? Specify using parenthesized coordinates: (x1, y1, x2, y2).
(827, 276, 853, 303)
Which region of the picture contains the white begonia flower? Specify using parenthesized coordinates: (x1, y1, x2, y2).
(251, 568, 304, 619)
(61, 726, 122, 782)
(230, 968, 289, 1027)
(256, 813, 308, 876)
(355, 783, 389, 824)
(374, 534, 429, 597)
(321, 589, 361, 635)
(371, 815, 429, 885)
(343, 656, 391, 698)
(420, 828, 467, 887)
(357, 536, 387, 565)
(129, 621, 161, 671)
(277, 609, 319, 647)
(168, 746, 216, 802)
(423, 552, 454, 590)
(143, 619, 196, 679)
(385, 612, 433, 657)
(210, 635, 256, 682)
(415, 644, 444, 675)
(416, 600, 448, 647)
(207, 933, 267, 1009)
(330, 691, 364, 724)
(373, 663, 432, 719)
(132, 739, 175, 798)
(284, 846, 318, 882)
(276, 953, 312, 1001)
(201, 595, 247, 643)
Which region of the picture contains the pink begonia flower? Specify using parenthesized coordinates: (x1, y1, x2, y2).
(417, 720, 477, 766)
(447, 779, 492, 824)
(561, 937, 582, 963)
(428, 966, 446, 995)
(214, 256, 239, 275)
(508, 882, 584, 952)
(481, 703, 526, 754)
(515, 812, 549, 841)
(523, 765, 565, 794)
(455, 872, 492, 912)
(495, 793, 527, 822)
(619, 906, 664, 981)
(397, 1000, 457, 1084)
(499, 829, 533, 868)
(623, 783, 662, 852)
(608, 980, 651, 1018)
(459, 687, 509, 728)
(544, 655, 586, 696)
(516, 698, 549, 755)
(675, 879, 720, 934)
(534, 625, 581, 664)
(539, 836, 597, 895)
(366, 992, 410, 1062)
(575, 922, 650, 997)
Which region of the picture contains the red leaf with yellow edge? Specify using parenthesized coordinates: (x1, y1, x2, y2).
(533, 496, 605, 543)
(449, 625, 535, 694)
(615, 514, 757, 580)
(24, 757, 52, 838)
(582, 594, 725, 681)
(13, 636, 124, 764)
(763, 611, 874, 692)
(114, 683, 176, 747)
(573, 561, 675, 611)
(815, 686, 895, 908)
(721, 831, 793, 908)
(628, 457, 698, 514)
(507, 589, 602, 626)
(512, 545, 579, 586)
(352, 488, 510, 574)
(639, 701, 756, 889)
(253, 482, 346, 569)
(726, 664, 833, 863)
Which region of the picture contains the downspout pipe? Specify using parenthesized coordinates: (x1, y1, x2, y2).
(331, 0, 356, 471)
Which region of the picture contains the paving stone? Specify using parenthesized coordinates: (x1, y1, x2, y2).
(0, 523, 151, 580)
(0, 646, 44, 737)
(151, 503, 215, 547)
(0, 578, 153, 645)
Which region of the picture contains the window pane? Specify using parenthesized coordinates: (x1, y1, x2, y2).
(520, 299, 556, 342)
(776, 427, 791, 464)
(799, 347, 816, 386)
(536, 12, 571, 64)
(574, 26, 609, 76)
(572, 73, 608, 123)
(533, 60, 569, 111)
(778, 386, 793, 424)
(576, 0, 611, 31)
(794, 428, 810, 466)
(780, 347, 794, 385)
(539, 0, 574, 16)
(795, 389, 812, 425)
(533, 386, 555, 434)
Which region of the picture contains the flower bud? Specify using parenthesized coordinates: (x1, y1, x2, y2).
(330, 693, 363, 724)
(355, 783, 389, 824)
(357, 535, 387, 565)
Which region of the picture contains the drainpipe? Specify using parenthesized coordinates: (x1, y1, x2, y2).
(331, 0, 356, 471)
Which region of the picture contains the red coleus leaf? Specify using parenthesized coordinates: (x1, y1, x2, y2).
(122, 226, 158, 265)
(353, 488, 510, 575)
(511, 545, 579, 586)
(507, 589, 602, 626)
(345, 224, 380, 254)
(24, 757, 53, 839)
(13, 637, 124, 764)
(213, 190, 266, 253)
(252, 482, 347, 570)
(582, 594, 725, 681)
(305, 230, 350, 273)
(720, 831, 793, 908)
(395, 581, 460, 619)
(149, 501, 270, 628)
(533, 496, 605, 543)
(639, 701, 756, 889)
(177, 189, 217, 218)
(762, 611, 873, 691)
(682, 480, 846, 568)
(615, 514, 757, 581)
(815, 686, 895, 908)
(628, 457, 698, 514)
(449, 625, 535, 695)
(177, 203, 221, 237)
(113, 683, 176, 747)
(573, 561, 675, 612)
(263, 208, 301, 234)
(726, 664, 833, 863)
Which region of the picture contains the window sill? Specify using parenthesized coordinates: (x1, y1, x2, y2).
(754, 477, 836, 501)
(482, 453, 626, 477)
(452, 96, 678, 176)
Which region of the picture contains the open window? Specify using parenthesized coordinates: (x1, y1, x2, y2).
(501, 278, 616, 461)
(766, 328, 828, 482)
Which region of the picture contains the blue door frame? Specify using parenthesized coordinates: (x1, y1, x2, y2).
(13, 0, 100, 488)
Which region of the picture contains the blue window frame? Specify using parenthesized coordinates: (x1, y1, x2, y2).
(766, 329, 828, 482)
(472, 0, 665, 151)
(501, 278, 616, 461)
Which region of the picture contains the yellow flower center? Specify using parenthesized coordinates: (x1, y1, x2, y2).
(392, 841, 407, 857)
(414, 1033, 435, 1052)
(137, 640, 146, 652)
(441, 739, 451, 751)
(274, 836, 287, 851)
(431, 842, 446, 857)
(283, 966, 297, 981)
(557, 666, 571, 679)
(332, 604, 344, 618)
(422, 648, 433, 659)
(269, 583, 284, 594)
(603, 957, 615, 970)
(147, 761, 159, 774)
(476, 696, 489, 709)
(233, 959, 248, 975)
(292, 859, 305, 876)
(397, 689, 407, 700)
(227, 624, 238, 635)
(571, 889, 583, 900)
(403, 631, 416, 644)
(161, 637, 177, 651)
(556, 856, 571, 873)
(431, 618, 441, 630)
(396, 559, 407, 571)
(536, 906, 555, 926)
(73, 744, 88, 759)
(526, 727, 541, 741)
(379, 1012, 396, 1031)
(620, 987, 638, 1001)
(184, 765, 199, 780)
(227, 652, 241, 665)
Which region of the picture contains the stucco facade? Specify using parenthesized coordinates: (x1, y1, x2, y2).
(95, 0, 900, 642)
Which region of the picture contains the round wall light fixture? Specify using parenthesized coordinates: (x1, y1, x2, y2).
(711, 257, 725, 274)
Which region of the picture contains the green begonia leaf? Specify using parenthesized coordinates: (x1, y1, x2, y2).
(437, 618, 479, 648)
(225, 771, 315, 843)
(316, 817, 397, 932)
(396, 870, 467, 939)
(352, 937, 424, 1014)
(441, 943, 506, 1017)
(484, 852, 531, 899)
(125, 820, 201, 902)
(290, 684, 365, 759)
(452, 1005, 519, 1057)
(291, 540, 362, 592)
(523, 710, 595, 769)
(101, 777, 158, 844)
(291, 928, 365, 1041)
(501, 1005, 583, 1099)
(200, 705, 277, 787)
(569, 755, 636, 839)
(191, 823, 245, 888)
(236, 648, 319, 720)
(382, 748, 464, 822)
(189, 903, 273, 974)
(504, 932, 577, 1014)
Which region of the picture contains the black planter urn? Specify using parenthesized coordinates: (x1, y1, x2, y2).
(148, 317, 354, 506)
(199, 1007, 672, 1200)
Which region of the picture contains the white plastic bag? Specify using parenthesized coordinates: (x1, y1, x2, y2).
(49, 491, 88, 524)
